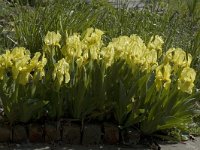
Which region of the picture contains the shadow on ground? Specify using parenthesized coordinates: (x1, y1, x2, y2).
(0, 137, 200, 150)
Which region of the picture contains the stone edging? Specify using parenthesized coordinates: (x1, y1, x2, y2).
(0, 121, 140, 145)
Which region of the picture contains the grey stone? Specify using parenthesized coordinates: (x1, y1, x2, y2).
(13, 125, 27, 143)
(103, 123, 119, 144)
(82, 124, 102, 145)
(0, 124, 11, 142)
(45, 122, 61, 143)
(28, 123, 44, 143)
(62, 123, 81, 144)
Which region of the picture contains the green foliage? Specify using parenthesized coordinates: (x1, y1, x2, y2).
(141, 86, 200, 134)
(0, 0, 16, 52)
(104, 61, 147, 127)
(12, 0, 110, 52)
(66, 61, 106, 120)
(0, 75, 48, 124)
(8, 0, 200, 69)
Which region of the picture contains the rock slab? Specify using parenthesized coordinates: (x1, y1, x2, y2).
(62, 123, 81, 144)
(82, 124, 102, 145)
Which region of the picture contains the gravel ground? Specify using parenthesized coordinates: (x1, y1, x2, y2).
(0, 137, 200, 150)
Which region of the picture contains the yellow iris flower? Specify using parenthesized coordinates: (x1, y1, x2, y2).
(173, 48, 187, 66)
(29, 52, 41, 69)
(13, 52, 47, 85)
(53, 58, 70, 86)
(83, 28, 104, 45)
(165, 48, 192, 69)
(104, 34, 160, 73)
(76, 57, 84, 68)
(12, 55, 30, 80)
(30, 52, 47, 80)
(178, 67, 196, 94)
(1, 50, 13, 68)
(83, 28, 104, 60)
(111, 36, 131, 59)
(44, 31, 61, 47)
(36, 53, 47, 80)
(0, 47, 47, 85)
(147, 35, 164, 57)
(155, 63, 171, 90)
(143, 50, 158, 72)
(0, 51, 12, 79)
(61, 33, 82, 60)
(18, 70, 31, 85)
(0, 68, 4, 80)
(101, 45, 115, 68)
(0, 28, 197, 94)
(11, 47, 30, 60)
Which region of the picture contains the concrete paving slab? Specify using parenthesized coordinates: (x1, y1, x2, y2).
(0, 138, 200, 150)
(160, 137, 200, 150)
